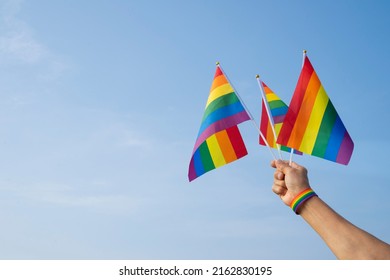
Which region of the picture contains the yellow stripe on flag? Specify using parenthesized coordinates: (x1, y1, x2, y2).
(275, 123, 282, 135)
(265, 93, 279, 102)
(299, 85, 329, 153)
(206, 134, 226, 167)
(210, 74, 228, 92)
(206, 83, 234, 107)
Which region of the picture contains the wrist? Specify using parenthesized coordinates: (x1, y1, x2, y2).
(290, 187, 318, 215)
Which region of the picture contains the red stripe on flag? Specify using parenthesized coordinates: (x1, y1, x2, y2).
(214, 65, 223, 78)
(277, 56, 314, 145)
(226, 126, 247, 159)
(260, 100, 272, 146)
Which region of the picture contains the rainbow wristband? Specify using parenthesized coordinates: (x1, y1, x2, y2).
(290, 188, 317, 214)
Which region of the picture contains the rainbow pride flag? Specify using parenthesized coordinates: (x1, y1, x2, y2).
(188, 65, 250, 181)
(259, 81, 301, 154)
(277, 55, 354, 165)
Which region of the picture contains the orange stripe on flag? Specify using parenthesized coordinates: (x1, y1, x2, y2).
(266, 122, 275, 148)
(263, 84, 272, 94)
(215, 129, 237, 163)
(287, 71, 321, 148)
(210, 73, 229, 92)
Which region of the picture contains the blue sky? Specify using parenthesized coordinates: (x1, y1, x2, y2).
(0, 0, 389, 259)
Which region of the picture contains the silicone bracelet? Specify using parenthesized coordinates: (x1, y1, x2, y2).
(290, 188, 317, 214)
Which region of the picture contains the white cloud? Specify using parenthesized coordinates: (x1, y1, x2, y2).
(0, 29, 46, 63)
(78, 116, 154, 152)
(0, 0, 69, 79)
(0, 180, 146, 216)
(0, 0, 21, 17)
(119, 127, 153, 150)
(0, 0, 44, 63)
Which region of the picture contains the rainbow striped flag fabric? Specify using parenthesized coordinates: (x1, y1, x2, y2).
(277, 55, 354, 165)
(188, 65, 250, 181)
(259, 81, 301, 154)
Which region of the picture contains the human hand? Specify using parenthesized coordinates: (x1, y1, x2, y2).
(270, 160, 311, 206)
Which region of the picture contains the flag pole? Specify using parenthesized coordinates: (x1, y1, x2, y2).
(289, 49, 307, 165)
(217, 62, 277, 160)
(256, 75, 283, 159)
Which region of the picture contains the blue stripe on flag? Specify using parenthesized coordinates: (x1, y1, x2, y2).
(198, 101, 245, 136)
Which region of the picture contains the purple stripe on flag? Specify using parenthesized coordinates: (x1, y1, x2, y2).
(336, 131, 354, 165)
(188, 157, 196, 181)
(273, 115, 285, 124)
(192, 111, 250, 153)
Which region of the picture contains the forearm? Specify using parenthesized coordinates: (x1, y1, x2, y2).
(299, 196, 390, 259)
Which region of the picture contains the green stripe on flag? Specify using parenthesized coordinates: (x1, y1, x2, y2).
(202, 92, 238, 121)
(199, 141, 215, 172)
(312, 102, 337, 157)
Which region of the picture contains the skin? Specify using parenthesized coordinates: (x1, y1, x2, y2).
(271, 159, 390, 260)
